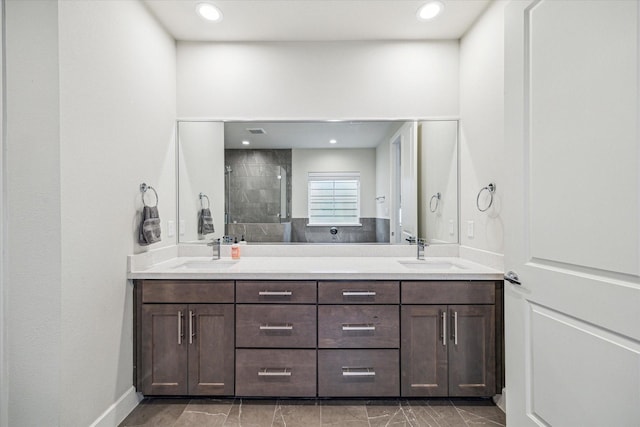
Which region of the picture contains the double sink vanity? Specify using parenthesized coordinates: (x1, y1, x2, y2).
(128, 244, 504, 399)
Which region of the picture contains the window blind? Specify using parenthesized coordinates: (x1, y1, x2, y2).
(308, 172, 360, 225)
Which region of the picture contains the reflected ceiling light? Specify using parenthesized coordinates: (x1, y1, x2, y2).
(417, 1, 444, 21)
(242, 140, 250, 145)
(329, 139, 337, 144)
(196, 3, 223, 22)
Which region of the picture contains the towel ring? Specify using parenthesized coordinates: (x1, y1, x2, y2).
(476, 182, 496, 212)
(199, 192, 210, 209)
(140, 183, 158, 207)
(429, 192, 441, 213)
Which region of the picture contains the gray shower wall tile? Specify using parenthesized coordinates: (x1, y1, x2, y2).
(226, 223, 292, 243)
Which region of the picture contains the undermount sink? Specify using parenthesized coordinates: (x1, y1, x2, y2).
(172, 260, 239, 270)
(397, 259, 467, 270)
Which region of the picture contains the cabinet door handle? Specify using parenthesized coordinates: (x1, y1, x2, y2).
(259, 323, 293, 330)
(342, 323, 375, 331)
(441, 311, 446, 346)
(258, 368, 292, 377)
(189, 310, 195, 344)
(453, 311, 458, 345)
(177, 310, 184, 345)
(342, 367, 376, 377)
(258, 290, 292, 296)
(342, 290, 376, 297)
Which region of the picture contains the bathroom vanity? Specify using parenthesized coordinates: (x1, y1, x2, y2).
(129, 249, 503, 399)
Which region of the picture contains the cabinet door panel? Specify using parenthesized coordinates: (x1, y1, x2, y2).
(141, 304, 188, 395)
(188, 304, 235, 395)
(448, 305, 495, 396)
(400, 305, 448, 396)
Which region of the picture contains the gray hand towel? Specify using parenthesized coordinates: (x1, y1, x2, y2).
(198, 208, 215, 235)
(139, 205, 161, 245)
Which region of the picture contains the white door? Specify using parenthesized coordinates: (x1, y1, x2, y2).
(504, 1, 640, 426)
(390, 121, 418, 243)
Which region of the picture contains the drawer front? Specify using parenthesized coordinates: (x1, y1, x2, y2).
(236, 305, 316, 348)
(402, 281, 495, 305)
(318, 349, 399, 397)
(141, 280, 234, 303)
(236, 281, 317, 303)
(318, 305, 399, 348)
(318, 281, 399, 304)
(235, 349, 317, 397)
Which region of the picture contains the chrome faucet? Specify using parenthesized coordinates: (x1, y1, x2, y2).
(416, 238, 427, 260)
(207, 238, 221, 260)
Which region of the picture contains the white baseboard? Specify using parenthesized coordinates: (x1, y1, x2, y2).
(89, 386, 142, 427)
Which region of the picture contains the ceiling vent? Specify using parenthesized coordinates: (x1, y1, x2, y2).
(246, 128, 267, 135)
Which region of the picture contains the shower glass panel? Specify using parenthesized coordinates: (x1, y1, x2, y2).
(224, 149, 291, 224)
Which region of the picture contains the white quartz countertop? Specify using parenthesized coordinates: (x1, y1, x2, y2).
(127, 255, 503, 281)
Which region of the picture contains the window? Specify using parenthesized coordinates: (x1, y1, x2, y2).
(308, 172, 360, 226)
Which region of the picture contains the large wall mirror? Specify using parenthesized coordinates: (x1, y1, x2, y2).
(177, 120, 458, 245)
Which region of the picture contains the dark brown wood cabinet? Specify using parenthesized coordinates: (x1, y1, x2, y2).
(401, 281, 499, 397)
(135, 278, 502, 399)
(135, 280, 235, 396)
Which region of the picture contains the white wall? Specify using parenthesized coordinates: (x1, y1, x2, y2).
(419, 121, 459, 244)
(58, 1, 176, 425)
(459, 0, 506, 257)
(177, 41, 459, 119)
(291, 149, 377, 218)
(5, 1, 62, 425)
(178, 122, 225, 243)
(5, 1, 177, 426)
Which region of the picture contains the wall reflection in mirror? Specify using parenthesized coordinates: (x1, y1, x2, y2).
(176, 120, 458, 245)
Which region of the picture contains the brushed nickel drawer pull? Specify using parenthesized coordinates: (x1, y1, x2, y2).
(189, 310, 195, 344)
(441, 311, 446, 346)
(342, 290, 376, 297)
(342, 323, 375, 331)
(258, 368, 292, 377)
(453, 311, 458, 345)
(258, 290, 293, 296)
(342, 367, 376, 377)
(177, 310, 184, 345)
(259, 323, 293, 330)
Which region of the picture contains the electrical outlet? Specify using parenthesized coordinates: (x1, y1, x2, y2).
(449, 219, 454, 235)
(167, 220, 176, 237)
(467, 220, 474, 238)
(179, 220, 186, 236)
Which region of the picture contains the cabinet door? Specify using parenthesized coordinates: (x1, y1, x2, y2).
(140, 304, 188, 395)
(400, 305, 448, 396)
(448, 305, 495, 396)
(188, 304, 235, 395)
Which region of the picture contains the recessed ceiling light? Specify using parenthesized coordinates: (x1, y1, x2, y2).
(242, 140, 250, 145)
(417, 1, 444, 21)
(329, 139, 337, 144)
(196, 3, 223, 22)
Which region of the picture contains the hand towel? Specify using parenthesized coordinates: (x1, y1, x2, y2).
(138, 205, 161, 245)
(198, 208, 215, 235)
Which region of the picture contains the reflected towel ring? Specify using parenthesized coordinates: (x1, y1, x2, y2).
(476, 182, 496, 212)
(429, 192, 441, 213)
(140, 183, 158, 207)
(199, 192, 210, 209)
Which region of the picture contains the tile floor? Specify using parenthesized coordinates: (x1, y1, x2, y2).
(119, 397, 506, 427)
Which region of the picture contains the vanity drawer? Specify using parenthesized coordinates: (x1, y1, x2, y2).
(236, 304, 316, 348)
(235, 349, 316, 397)
(236, 281, 317, 303)
(141, 280, 234, 303)
(402, 281, 495, 305)
(318, 305, 399, 348)
(318, 349, 399, 397)
(318, 281, 399, 304)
